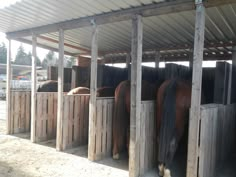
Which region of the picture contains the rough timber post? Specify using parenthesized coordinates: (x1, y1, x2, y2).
(129, 15, 143, 177)
(231, 46, 236, 103)
(187, 1, 205, 177)
(6, 39, 11, 134)
(56, 29, 64, 151)
(155, 51, 160, 68)
(126, 53, 131, 68)
(31, 34, 37, 142)
(88, 23, 98, 161)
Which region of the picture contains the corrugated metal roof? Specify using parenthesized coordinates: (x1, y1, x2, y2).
(0, 0, 236, 61)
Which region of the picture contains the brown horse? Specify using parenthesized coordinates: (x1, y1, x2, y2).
(112, 80, 156, 159)
(157, 79, 191, 177)
(67, 87, 90, 95)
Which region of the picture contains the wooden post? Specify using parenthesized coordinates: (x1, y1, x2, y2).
(189, 49, 194, 70)
(31, 34, 37, 142)
(6, 39, 11, 134)
(126, 53, 131, 68)
(155, 51, 160, 68)
(187, 1, 205, 177)
(231, 46, 236, 103)
(56, 29, 64, 151)
(129, 15, 143, 177)
(88, 24, 98, 161)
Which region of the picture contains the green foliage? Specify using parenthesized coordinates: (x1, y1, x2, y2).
(0, 42, 7, 64)
(64, 56, 76, 68)
(42, 51, 58, 69)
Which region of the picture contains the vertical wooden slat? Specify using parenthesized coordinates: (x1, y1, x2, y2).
(6, 39, 12, 134)
(62, 96, 69, 150)
(47, 93, 53, 138)
(25, 92, 31, 132)
(73, 95, 80, 145)
(106, 100, 113, 157)
(31, 34, 37, 142)
(187, 1, 205, 177)
(96, 100, 103, 160)
(130, 14, 143, 177)
(88, 25, 98, 161)
(102, 100, 107, 156)
(56, 29, 65, 151)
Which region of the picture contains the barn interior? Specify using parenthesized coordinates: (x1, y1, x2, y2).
(1, 0, 236, 177)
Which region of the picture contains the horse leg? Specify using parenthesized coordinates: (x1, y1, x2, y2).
(158, 163, 165, 176)
(163, 168, 171, 177)
(112, 133, 120, 160)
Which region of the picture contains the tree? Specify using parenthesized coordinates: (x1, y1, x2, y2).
(64, 56, 76, 68)
(14, 45, 30, 65)
(42, 51, 58, 69)
(0, 42, 7, 64)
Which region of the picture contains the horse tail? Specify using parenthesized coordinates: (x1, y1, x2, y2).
(112, 81, 130, 156)
(158, 79, 177, 166)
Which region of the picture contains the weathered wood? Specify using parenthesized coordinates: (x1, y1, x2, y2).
(7, 0, 235, 39)
(6, 39, 11, 134)
(231, 46, 236, 103)
(9, 91, 31, 134)
(56, 29, 65, 151)
(90, 98, 114, 161)
(31, 34, 37, 142)
(154, 51, 160, 68)
(35, 92, 57, 142)
(129, 15, 143, 177)
(88, 25, 98, 161)
(187, 1, 205, 177)
(214, 62, 230, 104)
(198, 104, 236, 177)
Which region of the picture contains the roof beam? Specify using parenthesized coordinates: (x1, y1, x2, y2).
(16, 38, 75, 56)
(6, 0, 236, 39)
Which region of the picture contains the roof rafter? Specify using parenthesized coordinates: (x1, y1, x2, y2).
(6, 0, 236, 39)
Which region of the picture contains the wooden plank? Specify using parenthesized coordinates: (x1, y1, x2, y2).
(10, 92, 14, 134)
(102, 100, 107, 156)
(106, 100, 113, 157)
(95, 100, 103, 160)
(73, 95, 80, 145)
(47, 93, 53, 139)
(31, 34, 37, 142)
(187, 2, 205, 177)
(68, 96, 74, 146)
(14, 92, 20, 133)
(25, 92, 31, 132)
(84, 95, 90, 144)
(154, 51, 160, 68)
(129, 15, 143, 177)
(80, 96, 85, 144)
(139, 103, 145, 175)
(20, 92, 26, 132)
(6, 39, 12, 134)
(88, 25, 98, 161)
(62, 96, 69, 150)
(56, 29, 65, 151)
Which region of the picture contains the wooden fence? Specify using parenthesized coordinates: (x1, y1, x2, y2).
(90, 97, 114, 161)
(198, 104, 236, 177)
(139, 101, 157, 176)
(62, 94, 90, 150)
(9, 91, 31, 134)
(35, 92, 58, 142)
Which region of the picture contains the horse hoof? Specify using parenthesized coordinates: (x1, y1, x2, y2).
(113, 153, 119, 160)
(163, 169, 171, 177)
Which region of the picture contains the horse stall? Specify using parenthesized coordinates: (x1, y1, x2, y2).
(198, 104, 236, 177)
(8, 91, 31, 134)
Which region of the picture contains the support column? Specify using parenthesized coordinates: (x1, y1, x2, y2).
(187, 1, 205, 177)
(129, 15, 143, 177)
(155, 51, 160, 68)
(88, 25, 98, 161)
(31, 34, 37, 142)
(126, 53, 131, 68)
(231, 46, 236, 103)
(56, 29, 64, 151)
(189, 48, 194, 70)
(6, 39, 11, 134)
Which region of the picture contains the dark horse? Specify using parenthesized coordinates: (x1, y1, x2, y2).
(157, 79, 191, 177)
(37, 80, 71, 92)
(112, 80, 156, 159)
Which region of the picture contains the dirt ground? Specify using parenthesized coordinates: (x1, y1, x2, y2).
(0, 99, 235, 177)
